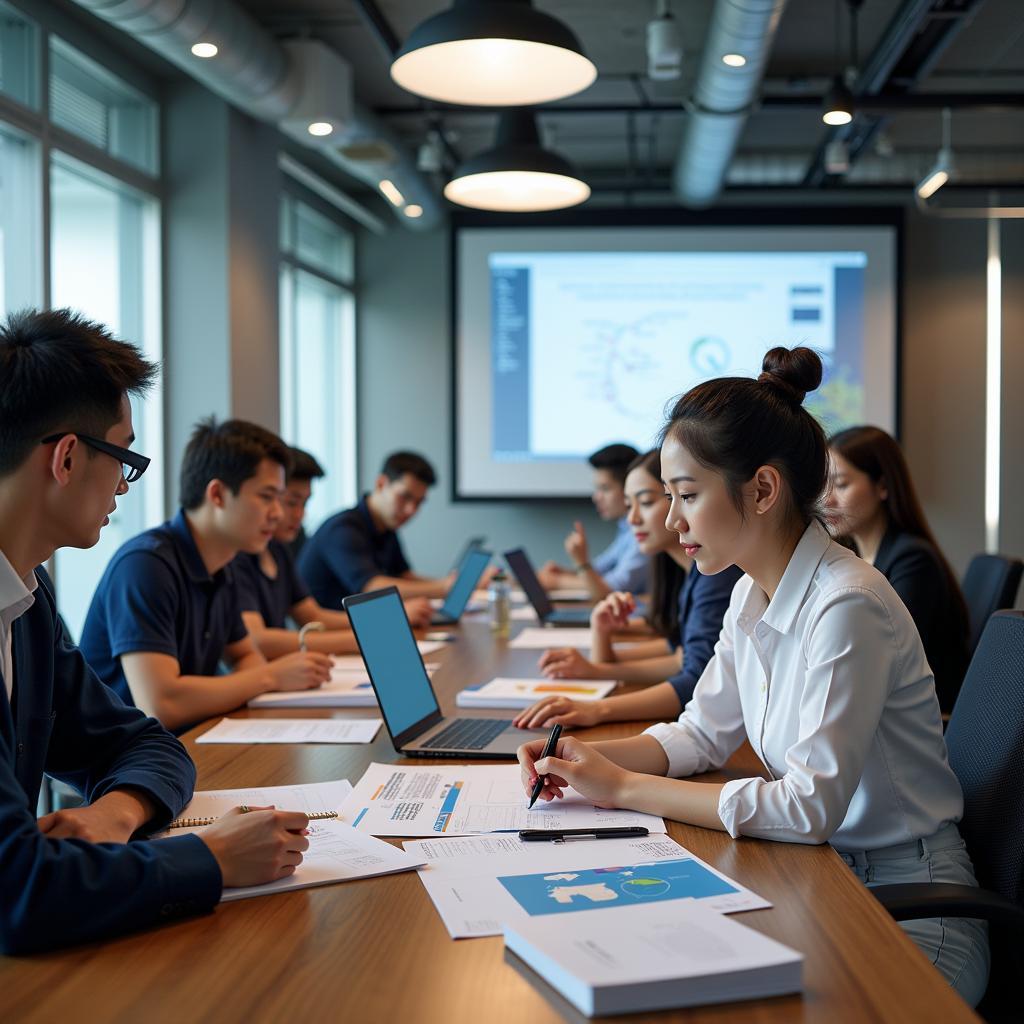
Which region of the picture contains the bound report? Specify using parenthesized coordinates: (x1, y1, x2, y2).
(504, 902, 802, 1017)
(456, 677, 616, 709)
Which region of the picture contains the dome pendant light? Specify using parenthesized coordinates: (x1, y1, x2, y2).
(391, 0, 597, 107)
(444, 109, 590, 212)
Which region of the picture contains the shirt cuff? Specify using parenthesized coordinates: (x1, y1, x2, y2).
(153, 833, 224, 914)
(643, 721, 703, 778)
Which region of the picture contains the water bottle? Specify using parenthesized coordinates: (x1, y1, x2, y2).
(489, 569, 511, 637)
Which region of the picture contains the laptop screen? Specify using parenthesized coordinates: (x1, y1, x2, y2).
(503, 548, 553, 618)
(440, 548, 491, 619)
(345, 589, 440, 737)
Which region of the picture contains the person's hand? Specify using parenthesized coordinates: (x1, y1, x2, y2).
(591, 592, 635, 633)
(537, 647, 601, 680)
(536, 564, 565, 590)
(403, 597, 433, 629)
(38, 794, 143, 844)
(564, 521, 589, 567)
(517, 735, 628, 808)
(199, 806, 310, 888)
(268, 651, 333, 691)
(513, 696, 605, 730)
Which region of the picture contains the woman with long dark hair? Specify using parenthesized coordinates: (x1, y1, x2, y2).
(825, 426, 969, 711)
(517, 348, 988, 1006)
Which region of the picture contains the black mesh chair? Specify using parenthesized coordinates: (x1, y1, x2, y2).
(871, 611, 1024, 1019)
(961, 554, 1023, 656)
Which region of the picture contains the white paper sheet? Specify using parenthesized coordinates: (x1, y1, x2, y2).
(509, 627, 592, 650)
(247, 664, 439, 708)
(456, 678, 615, 709)
(340, 763, 664, 838)
(547, 588, 592, 602)
(196, 717, 382, 745)
(404, 832, 771, 939)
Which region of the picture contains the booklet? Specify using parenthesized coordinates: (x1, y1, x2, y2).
(504, 902, 802, 1017)
(456, 677, 616, 709)
(404, 832, 770, 939)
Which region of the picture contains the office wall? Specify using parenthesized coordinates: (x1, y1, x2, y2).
(358, 210, 1023, 579)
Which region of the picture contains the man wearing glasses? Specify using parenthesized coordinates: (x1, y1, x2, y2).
(0, 309, 313, 954)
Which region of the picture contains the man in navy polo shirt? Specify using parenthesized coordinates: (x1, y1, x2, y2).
(299, 450, 456, 606)
(0, 309, 311, 954)
(80, 419, 332, 734)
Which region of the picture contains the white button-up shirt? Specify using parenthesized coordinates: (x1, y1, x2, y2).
(0, 549, 38, 703)
(645, 520, 962, 851)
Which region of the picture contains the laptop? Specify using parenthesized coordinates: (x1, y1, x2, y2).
(503, 548, 593, 626)
(432, 548, 491, 625)
(450, 535, 486, 572)
(343, 587, 538, 759)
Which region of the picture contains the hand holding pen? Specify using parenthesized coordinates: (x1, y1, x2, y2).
(526, 724, 563, 808)
(519, 729, 632, 810)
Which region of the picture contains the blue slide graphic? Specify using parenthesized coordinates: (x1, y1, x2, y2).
(497, 857, 737, 916)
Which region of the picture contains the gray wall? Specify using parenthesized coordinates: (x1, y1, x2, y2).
(357, 211, 1023, 579)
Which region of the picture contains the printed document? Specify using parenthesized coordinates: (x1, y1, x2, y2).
(196, 717, 382, 744)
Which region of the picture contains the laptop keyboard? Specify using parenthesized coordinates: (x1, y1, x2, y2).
(421, 718, 510, 750)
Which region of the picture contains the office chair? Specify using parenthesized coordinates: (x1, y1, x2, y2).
(871, 610, 1024, 1020)
(961, 554, 1022, 656)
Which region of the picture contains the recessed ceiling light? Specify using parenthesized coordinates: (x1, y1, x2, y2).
(721, 53, 746, 67)
(307, 122, 334, 137)
(404, 204, 424, 218)
(191, 42, 218, 59)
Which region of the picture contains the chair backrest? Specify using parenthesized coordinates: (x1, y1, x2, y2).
(961, 554, 1023, 655)
(944, 610, 1024, 908)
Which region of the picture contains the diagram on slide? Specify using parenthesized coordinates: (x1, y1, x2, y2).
(497, 857, 739, 917)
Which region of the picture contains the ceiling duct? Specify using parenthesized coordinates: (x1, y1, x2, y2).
(70, 0, 443, 229)
(673, 0, 788, 208)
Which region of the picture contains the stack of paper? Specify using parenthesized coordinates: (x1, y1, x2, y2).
(456, 677, 615, 709)
(403, 831, 770, 939)
(196, 717, 382, 744)
(505, 902, 802, 1016)
(157, 779, 424, 901)
(509, 627, 593, 650)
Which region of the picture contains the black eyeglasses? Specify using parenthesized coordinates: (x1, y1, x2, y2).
(41, 433, 151, 483)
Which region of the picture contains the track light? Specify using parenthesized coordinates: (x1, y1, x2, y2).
(191, 42, 218, 59)
(391, 0, 597, 107)
(646, 1, 682, 81)
(444, 109, 589, 212)
(822, 75, 853, 126)
(917, 108, 955, 199)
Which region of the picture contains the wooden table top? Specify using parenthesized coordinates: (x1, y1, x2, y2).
(1, 617, 978, 1024)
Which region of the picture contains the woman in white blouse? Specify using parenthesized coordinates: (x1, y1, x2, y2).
(517, 346, 989, 1006)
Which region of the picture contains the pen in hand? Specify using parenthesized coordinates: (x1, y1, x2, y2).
(527, 724, 562, 810)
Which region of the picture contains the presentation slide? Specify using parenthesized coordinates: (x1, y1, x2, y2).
(455, 225, 897, 499)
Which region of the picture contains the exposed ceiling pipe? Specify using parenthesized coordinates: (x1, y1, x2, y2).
(672, 0, 788, 208)
(69, 0, 444, 230)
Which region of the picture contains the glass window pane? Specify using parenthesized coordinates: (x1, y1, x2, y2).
(50, 153, 162, 640)
(49, 36, 158, 175)
(293, 199, 353, 283)
(0, 1, 39, 109)
(0, 124, 41, 316)
(280, 265, 357, 531)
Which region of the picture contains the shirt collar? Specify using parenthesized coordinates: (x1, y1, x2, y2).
(168, 509, 227, 585)
(738, 520, 831, 637)
(0, 548, 38, 624)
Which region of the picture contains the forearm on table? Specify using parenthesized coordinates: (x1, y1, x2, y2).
(595, 682, 682, 723)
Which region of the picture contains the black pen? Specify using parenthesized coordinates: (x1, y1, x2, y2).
(519, 826, 650, 842)
(527, 723, 562, 810)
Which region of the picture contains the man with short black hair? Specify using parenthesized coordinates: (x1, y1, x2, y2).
(538, 442, 650, 600)
(299, 449, 454, 603)
(0, 309, 311, 954)
(81, 419, 332, 734)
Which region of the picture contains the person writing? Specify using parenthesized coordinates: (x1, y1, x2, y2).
(824, 425, 969, 712)
(0, 309, 309, 954)
(517, 347, 989, 1006)
(515, 449, 740, 729)
(80, 419, 332, 733)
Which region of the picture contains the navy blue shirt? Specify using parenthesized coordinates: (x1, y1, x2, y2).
(298, 496, 411, 609)
(80, 510, 247, 706)
(667, 564, 744, 707)
(233, 539, 310, 629)
(0, 567, 221, 954)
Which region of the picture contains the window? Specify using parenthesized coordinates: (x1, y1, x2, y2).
(50, 154, 162, 639)
(0, 123, 41, 315)
(280, 194, 357, 531)
(0, 1, 39, 109)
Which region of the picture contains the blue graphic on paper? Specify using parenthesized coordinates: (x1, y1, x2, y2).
(497, 858, 737, 916)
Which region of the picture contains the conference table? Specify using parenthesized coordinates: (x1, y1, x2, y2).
(2, 615, 979, 1023)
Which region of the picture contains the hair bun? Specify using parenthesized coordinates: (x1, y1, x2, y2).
(758, 346, 823, 406)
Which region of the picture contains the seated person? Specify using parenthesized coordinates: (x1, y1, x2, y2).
(298, 450, 455, 604)
(538, 443, 650, 600)
(825, 425, 969, 712)
(80, 419, 332, 733)
(234, 447, 431, 657)
(0, 309, 310, 954)
(515, 449, 741, 729)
